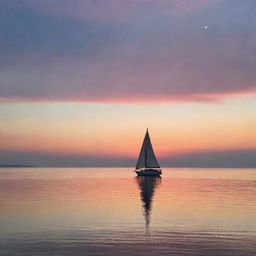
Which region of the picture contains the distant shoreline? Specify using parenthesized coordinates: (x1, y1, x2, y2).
(0, 165, 35, 168)
(0, 165, 255, 169)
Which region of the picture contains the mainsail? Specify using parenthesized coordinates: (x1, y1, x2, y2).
(136, 129, 160, 170)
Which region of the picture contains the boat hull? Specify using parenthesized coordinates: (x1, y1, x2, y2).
(135, 169, 162, 176)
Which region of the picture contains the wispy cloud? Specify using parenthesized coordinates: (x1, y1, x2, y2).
(0, 0, 255, 103)
(3, 0, 224, 22)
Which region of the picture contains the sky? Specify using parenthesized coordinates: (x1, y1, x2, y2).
(0, 0, 256, 167)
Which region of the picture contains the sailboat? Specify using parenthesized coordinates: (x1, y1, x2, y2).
(135, 129, 162, 176)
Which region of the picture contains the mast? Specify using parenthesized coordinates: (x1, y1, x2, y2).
(145, 129, 148, 168)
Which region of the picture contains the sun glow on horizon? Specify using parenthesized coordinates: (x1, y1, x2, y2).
(1, 98, 256, 159)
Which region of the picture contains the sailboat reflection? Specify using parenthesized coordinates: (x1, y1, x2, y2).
(136, 176, 161, 231)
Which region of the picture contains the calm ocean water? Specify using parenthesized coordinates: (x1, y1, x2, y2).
(0, 168, 255, 256)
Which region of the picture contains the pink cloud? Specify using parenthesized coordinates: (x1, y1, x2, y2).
(1, 0, 255, 104)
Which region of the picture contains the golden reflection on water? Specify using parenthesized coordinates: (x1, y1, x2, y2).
(0, 168, 256, 256)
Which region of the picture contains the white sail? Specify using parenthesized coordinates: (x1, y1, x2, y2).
(136, 130, 160, 170)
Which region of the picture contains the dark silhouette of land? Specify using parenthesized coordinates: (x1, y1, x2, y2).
(0, 164, 34, 168)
